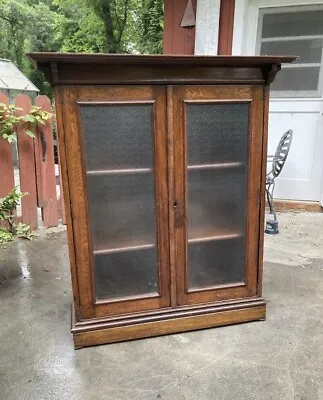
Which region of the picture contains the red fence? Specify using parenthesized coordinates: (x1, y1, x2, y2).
(0, 93, 65, 230)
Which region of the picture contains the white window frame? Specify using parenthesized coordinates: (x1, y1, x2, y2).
(255, 4, 323, 98)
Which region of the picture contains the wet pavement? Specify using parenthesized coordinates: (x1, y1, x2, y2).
(0, 212, 323, 400)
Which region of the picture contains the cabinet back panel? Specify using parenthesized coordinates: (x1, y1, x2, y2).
(80, 104, 153, 170)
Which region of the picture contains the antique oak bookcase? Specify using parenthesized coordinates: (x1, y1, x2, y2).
(29, 53, 295, 348)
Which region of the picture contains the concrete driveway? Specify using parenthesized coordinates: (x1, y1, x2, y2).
(0, 212, 322, 400)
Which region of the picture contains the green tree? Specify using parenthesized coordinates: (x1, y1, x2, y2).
(0, 0, 165, 95)
(86, 0, 131, 53)
(0, 0, 31, 70)
(0, 0, 62, 96)
(140, 0, 163, 54)
(53, 0, 106, 53)
(54, 0, 156, 54)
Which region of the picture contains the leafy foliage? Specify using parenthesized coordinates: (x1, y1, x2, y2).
(0, 102, 52, 143)
(0, 187, 34, 243)
(15, 222, 35, 239)
(140, 0, 163, 54)
(0, 0, 60, 70)
(0, 0, 164, 94)
(87, 0, 131, 53)
(0, 226, 13, 243)
(53, 0, 106, 53)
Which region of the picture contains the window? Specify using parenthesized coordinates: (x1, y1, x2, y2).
(256, 6, 323, 97)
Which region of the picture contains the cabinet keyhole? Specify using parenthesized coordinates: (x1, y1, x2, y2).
(174, 201, 178, 208)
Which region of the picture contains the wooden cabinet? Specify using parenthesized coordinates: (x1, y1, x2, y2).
(29, 53, 295, 348)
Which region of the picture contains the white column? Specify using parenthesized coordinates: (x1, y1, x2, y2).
(194, 0, 221, 55)
(232, 0, 248, 55)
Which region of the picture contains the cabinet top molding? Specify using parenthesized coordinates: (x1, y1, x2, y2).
(28, 53, 297, 86)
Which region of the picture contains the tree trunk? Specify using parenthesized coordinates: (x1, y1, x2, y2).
(101, 4, 118, 53)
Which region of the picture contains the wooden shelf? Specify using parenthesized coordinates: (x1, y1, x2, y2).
(188, 162, 244, 171)
(188, 227, 243, 244)
(93, 238, 155, 255)
(92, 229, 243, 253)
(87, 167, 152, 176)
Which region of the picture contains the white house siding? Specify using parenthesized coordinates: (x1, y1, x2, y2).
(234, 0, 323, 202)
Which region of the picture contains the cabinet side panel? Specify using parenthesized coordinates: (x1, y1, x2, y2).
(244, 86, 264, 296)
(54, 86, 81, 320)
(257, 86, 270, 296)
(62, 86, 94, 318)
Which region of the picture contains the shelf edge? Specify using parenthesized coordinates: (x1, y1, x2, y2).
(188, 162, 244, 170)
(188, 232, 243, 243)
(87, 168, 152, 175)
(93, 243, 155, 255)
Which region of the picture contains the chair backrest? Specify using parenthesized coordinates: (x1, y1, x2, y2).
(271, 129, 293, 178)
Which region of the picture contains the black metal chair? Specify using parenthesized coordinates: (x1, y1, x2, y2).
(265, 129, 293, 234)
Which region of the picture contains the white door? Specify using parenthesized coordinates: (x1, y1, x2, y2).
(233, 0, 323, 201)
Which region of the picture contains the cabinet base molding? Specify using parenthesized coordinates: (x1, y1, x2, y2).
(72, 298, 266, 349)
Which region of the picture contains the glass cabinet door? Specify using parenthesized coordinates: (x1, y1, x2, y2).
(186, 102, 248, 289)
(63, 86, 170, 319)
(173, 86, 264, 305)
(81, 104, 158, 301)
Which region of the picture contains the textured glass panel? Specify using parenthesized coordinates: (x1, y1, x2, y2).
(188, 239, 245, 289)
(87, 173, 156, 251)
(80, 103, 158, 301)
(186, 103, 249, 164)
(262, 10, 323, 38)
(186, 103, 249, 289)
(261, 39, 323, 64)
(188, 167, 247, 238)
(80, 105, 153, 170)
(271, 67, 320, 92)
(95, 248, 158, 300)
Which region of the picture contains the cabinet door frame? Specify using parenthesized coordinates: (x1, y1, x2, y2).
(172, 85, 264, 306)
(61, 85, 170, 319)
